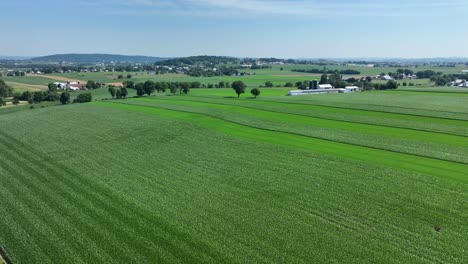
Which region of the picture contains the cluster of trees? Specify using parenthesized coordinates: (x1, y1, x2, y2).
(292, 68, 361, 75)
(0, 79, 14, 98)
(2, 71, 26, 77)
(416, 70, 438, 79)
(85, 80, 102, 89)
(0, 80, 11, 107)
(250, 64, 272, 70)
(430, 73, 468, 86)
(186, 66, 238, 77)
(373, 80, 398, 90)
(108, 87, 129, 99)
(117, 74, 133, 79)
(231, 81, 261, 98)
(156, 56, 239, 67)
(4, 81, 91, 106)
(241, 58, 293, 64)
(14, 90, 62, 104)
(319, 73, 347, 88)
(123, 80, 240, 91)
(396, 69, 414, 75)
(73, 93, 92, 103)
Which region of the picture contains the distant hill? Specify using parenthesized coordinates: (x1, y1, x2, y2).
(0, 56, 34, 60)
(30, 54, 169, 64)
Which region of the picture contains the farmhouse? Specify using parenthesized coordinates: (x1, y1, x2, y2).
(66, 81, 81, 91)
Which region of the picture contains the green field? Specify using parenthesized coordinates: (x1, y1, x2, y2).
(3, 63, 468, 95)
(1, 87, 468, 263)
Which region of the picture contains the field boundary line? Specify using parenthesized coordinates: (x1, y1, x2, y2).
(388, 90, 468, 95)
(100, 101, 468, 169)
(144, 97, 468, 138)
(191, 95, 468, 121)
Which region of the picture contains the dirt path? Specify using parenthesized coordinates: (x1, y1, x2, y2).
(106, 82, 124, 87)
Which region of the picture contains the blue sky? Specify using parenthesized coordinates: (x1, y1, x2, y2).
(1, 0, 468, 58)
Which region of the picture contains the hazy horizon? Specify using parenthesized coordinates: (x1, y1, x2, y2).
(2, 0, 468, 58)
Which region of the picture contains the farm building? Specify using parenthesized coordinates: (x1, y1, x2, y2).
(450, 79, 467, 87)
(65, 81, 82, 91)
(380, 74, 394, 81)
(53, 82, 67, 89)
(318, 84, 334, 89)
(288, 87, 359, 96)
(462, 70, 468, 73)
(345, 86, 360, 92)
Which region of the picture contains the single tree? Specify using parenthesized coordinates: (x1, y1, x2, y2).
(108, 86, 116, 98)
(0, 97, 5, 107)
(265, 81, 274, 87)
(32, 91, 43, 103)
(120, 87, 128, 98)
(143, 81, 155, 96)
(48, 82, 57, 92)
(60, 91, 70, 105)
(231, 81, 246, 98)
(116, 89, 122, 99)
(0, 79, 13, 97)
(250, 88, 260, 98)
(170, 83, 178, 95)
(135, 83, 145, 97)
(319, 74, 328, 84)
(73, 93, 92, 103)
(386, 80, 398, 90)
(127, 74, 133, 79)
(179, 82, 190, 95)
(12, 98, 20, 106)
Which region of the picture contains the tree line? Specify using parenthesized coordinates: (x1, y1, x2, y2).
(292, 68, 361, 75)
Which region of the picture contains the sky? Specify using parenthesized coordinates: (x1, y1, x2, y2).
(1, 0, 468, 58)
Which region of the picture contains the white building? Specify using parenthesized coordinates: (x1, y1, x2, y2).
(53, 82, 67, 89)
(345, 86, 360, 92)
(288, 87, 359, 96)
(318, 84, 334, 89)
(450, 79, 466, 86)
(381, 74, 394, 81)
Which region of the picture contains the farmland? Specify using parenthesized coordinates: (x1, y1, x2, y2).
(1, 87, 468, 263)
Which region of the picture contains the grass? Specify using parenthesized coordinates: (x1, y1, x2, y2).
(149, 95, 468, 136)
(5, 82, 47, 92)
(116, 97, 468, 163)
(0, 89, 468, 263)
(1, 76, 57, 86)
(45, 71, 318, 88)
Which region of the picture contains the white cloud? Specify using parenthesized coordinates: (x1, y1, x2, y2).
(189, 0, 468, 15)
(80, 0, 468, 17)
